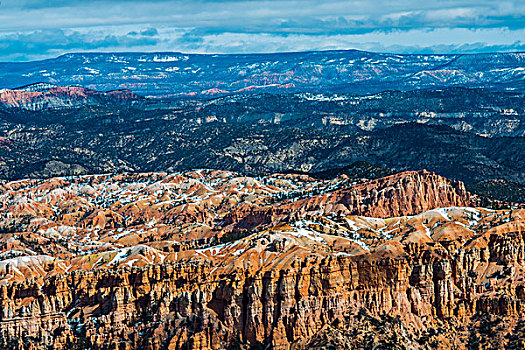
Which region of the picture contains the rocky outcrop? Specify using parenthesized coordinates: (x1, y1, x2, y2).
(225, 170, 471, 228)
(2, 235, 525, 350)
(0, 84, 140, 111)
(0, 169, 470, 263)
(0, 170, 522, 350)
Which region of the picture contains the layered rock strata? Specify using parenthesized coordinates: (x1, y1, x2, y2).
(1, 170, 523, 349)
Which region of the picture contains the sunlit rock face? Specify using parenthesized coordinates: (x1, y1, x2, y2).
(0, 84, 140, 111)
(0, 169, 524, 349)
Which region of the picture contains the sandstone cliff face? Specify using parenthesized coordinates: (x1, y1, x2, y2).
(0, 170, 522, 350)
(0, 85, 139, 111)
(224, 170, 470, 229)
(2, 232, 525, 350)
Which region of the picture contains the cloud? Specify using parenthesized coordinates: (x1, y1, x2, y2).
(166, 30, 525, 55)
(0, 0, 524, 60)
(128, 28, 159, 37)
(3, 1, 525, 32)
(139, 28, 159, 37)
(0, 28, 161, 61)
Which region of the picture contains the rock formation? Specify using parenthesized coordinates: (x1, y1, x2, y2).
(0, 170, 523, 349)
(0, 84, 140, 111)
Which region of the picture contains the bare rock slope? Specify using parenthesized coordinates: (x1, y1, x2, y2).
(1, 170, 524, 349)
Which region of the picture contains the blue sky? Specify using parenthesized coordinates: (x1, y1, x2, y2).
(0, 0, 524, 61)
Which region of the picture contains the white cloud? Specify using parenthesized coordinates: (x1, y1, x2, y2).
(0, 0, 523, 60)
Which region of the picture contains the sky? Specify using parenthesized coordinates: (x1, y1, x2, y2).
(0, 0, 524, 61)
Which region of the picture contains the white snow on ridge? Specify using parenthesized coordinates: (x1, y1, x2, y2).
(107, 249, 130, 266)
(152, 55, 188, 62)
(83, 67, 100, 75)
(422, 223, 432, 239)
(430, 208, 451, 221)
(292, 227, 326, 243)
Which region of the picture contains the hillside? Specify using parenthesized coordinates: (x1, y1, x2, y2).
(1, 50, 525, 97)
(0, 86, 523, 187)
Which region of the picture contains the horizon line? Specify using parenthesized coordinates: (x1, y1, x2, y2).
(2, 48, 525, 64)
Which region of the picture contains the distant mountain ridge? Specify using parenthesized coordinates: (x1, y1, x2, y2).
(0, 50, 524, 97)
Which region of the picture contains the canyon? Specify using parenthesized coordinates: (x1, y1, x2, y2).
(0, 169, 524, 349)
(0, 49, 524, 349)
(0, 84, 524, 199)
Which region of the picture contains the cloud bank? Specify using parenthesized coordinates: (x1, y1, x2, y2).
(0, 0, 524, 61)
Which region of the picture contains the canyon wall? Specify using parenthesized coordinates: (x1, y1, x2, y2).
(1, 236, 525, 349)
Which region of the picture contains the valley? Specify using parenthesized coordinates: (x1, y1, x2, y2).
(0, 49, 524, 350)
